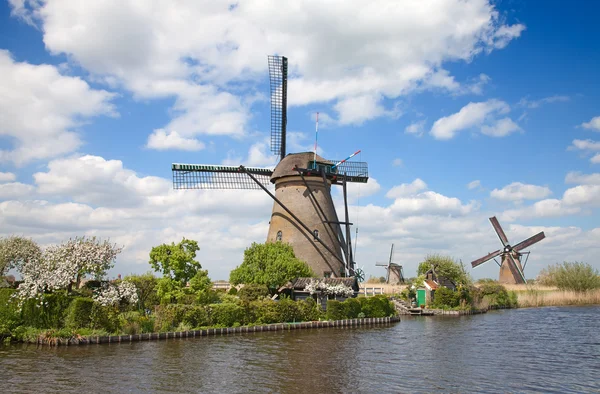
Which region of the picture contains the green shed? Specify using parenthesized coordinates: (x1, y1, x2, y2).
(416, 288, 426, 307)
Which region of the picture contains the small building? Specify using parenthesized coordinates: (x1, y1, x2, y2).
(278, 277, 360, 305)
(415, 269, 457, 307)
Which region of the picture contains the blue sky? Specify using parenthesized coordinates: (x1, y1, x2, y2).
(1, 0, 600, 281)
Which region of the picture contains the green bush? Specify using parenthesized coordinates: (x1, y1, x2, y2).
(297, 298, 322, 322)
(359, 295, 395, 317)
(182, 306, 210, 328)
(275, 297, 302, 322)
(238, 284, 270, 302)
(209, 303, 245, 327)
(345, 298, 362, 318)
(431, 287, 460, 309)
(20, 291, 73, 329)
(0, 289, 21, 338)
(64, 297, 95, 329)
(90, 304, 120, 333)
(228, 287, 238, 295)
(538, 262, 600, 292)
(325, 300, 347, 320)
(153, 304, 188, 332)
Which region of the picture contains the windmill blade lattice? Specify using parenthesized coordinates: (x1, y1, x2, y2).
(172, 164, 273, 190)
(268, 55, 288, 161)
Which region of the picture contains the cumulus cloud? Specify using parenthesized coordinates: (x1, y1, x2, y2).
(490, 182, 552, 202)
(0, 50, 116, 165)
(386, 179, 427, 199)
(501, 199, 580, 221)
(0, 183, 35, 200)
(565, 172, 600, 185)
(430, 99, 521, 140)
(405, 120, 426, 137)
(10, 0, 524, 132)
(146, 130, 204, 151)
(569, 139, 600, 151)
(581, 116, 600, 131)
(0, 172, 16, 182)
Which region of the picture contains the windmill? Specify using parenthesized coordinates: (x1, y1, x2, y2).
(471, 216, 545, 284)
(171, 55, 368, 278)
(375, 244, 405, 284)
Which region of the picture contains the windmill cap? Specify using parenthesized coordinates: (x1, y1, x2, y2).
(271, 152, 333, 182)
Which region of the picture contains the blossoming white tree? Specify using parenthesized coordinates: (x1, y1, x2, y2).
(93, 280, 139, 307)
(15, 236, 123, 304)
(0, 236, 42, 276)
(304, 279, 355, 301)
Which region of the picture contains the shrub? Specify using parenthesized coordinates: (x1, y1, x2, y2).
(325, 300, 347, 320)
(182, 306, 210, 328)
(345, 298, 362, 318)
(153, 304, 188, 332)
(90, 303, 120, 333)
(64, 297, 95, 329)
(20, 291, 73, 329)
(228, 287, 238, 295)
(209, 303, 245, 327)
(538, 262, 600, 292)
(431, 287, 460, 309)
(276, 297, 302, 323)
(360, 295, 395, 317)
(0, 289, 21, 338)
(297, 298, 323, 322)
(238, 284, 270, 302)
(119, 311, 142, 335)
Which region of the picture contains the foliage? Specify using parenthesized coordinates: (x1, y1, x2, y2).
(325, 300, 347, 320)
(0, 289, 21, 339)
(296, 297, 323, 321)
(345, 298, 362, 318)
(149, 238, 212, 304)
(149, 238, 202, 285)
(477, 282, 516, 308)
(0, 236, 42, 276)
(431, 286, 460, 309)
(64, 297, 95, 329)
(359, 295, 396, 318)
(123, 273, 159, 311)
(93, 280, 139, 307)
(20, 291, 73, 329)
(238, 284, 270, 302)
(89, 303, 120, 333)
(229, 242, 314, 294)
(537, 262, 600, 292)
(208, 303, 245, 327)
(15, 236, 122, 304)
(417, 254, 471, 286)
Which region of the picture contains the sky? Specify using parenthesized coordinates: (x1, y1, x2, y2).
(1, 0, 600, 281)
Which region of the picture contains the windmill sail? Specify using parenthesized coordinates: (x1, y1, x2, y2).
(172, 164, 273, 190)
(268, 55, 287, 161)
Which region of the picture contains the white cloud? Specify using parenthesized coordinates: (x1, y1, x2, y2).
(581, 116, 600, 131)
(467, 180, 481, 190)
(405, 120, 426, 137)
(11, 0, 524, 132)
(392, 158, 403, 167)
(430, 99, 520, 140)
(0, 172, 16, 182)
(491, 182, 552, 202)
(565, 172, 600, 185)
(0, 182, 35, 199)
(386, 179, 427, 199)
(562, 185, 600, 207)
(146, 130, 204, 151)
(501, 199, 580, 221)
(518, 95, 569, 109)
(389, 191, 478, 217)
(592, 154, 600, 164)
(569, 139, 600, 151)
(0, 50, 116, 165)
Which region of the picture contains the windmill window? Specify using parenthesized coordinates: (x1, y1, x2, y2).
(313, 229, 319, 240)
(324, 271, 332, 278)
(276, 231, 282, 241)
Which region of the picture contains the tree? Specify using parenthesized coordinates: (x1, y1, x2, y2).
(417, 254, 471, 286)
(124, 272, 160, 310)
(0, 236, 42, 276)
(16, 236, 122, 303)
(148, 238, 211, 304)
(537, 262, 600, 292)
(229, 242, 314, 294)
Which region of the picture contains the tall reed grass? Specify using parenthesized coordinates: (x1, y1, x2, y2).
(517, 288, 600, 308)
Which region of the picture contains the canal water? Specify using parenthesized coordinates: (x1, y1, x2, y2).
(1, 306, 598, 393)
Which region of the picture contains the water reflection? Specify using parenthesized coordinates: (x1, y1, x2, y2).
(1, 306, 599, 393)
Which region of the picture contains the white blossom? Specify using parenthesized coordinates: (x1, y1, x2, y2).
(14, 236, 122, 305)
(303, 279, 355, 298)
(93, 280, 139, 307)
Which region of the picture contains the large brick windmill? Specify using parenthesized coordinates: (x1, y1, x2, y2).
(171, 56, 368, 278)
(471, 216, 545, 284)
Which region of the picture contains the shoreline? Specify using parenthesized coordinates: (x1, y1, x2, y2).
(16, 316, 400, 347)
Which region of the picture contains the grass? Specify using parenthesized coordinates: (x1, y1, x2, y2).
(516, 288, 600, 308)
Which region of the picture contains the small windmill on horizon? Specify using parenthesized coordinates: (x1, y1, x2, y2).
(376, 244, 405, 284)
(171, 56, 368, 278)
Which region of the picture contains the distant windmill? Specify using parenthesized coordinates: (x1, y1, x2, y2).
(171, 56, 369, 278)
(375, 244, 405, 284)
(471, 217, 545, 284)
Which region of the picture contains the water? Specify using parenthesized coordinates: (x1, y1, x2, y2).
(1, 306, 599, 393)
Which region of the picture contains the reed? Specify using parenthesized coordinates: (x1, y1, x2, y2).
(517, 289, 600, 308)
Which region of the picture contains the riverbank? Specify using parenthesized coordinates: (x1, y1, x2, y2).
(17, 316, 400, 346)
(515, 288, 600, 308)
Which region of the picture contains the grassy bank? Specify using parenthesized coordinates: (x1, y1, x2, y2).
(516, 288, 600, 308)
